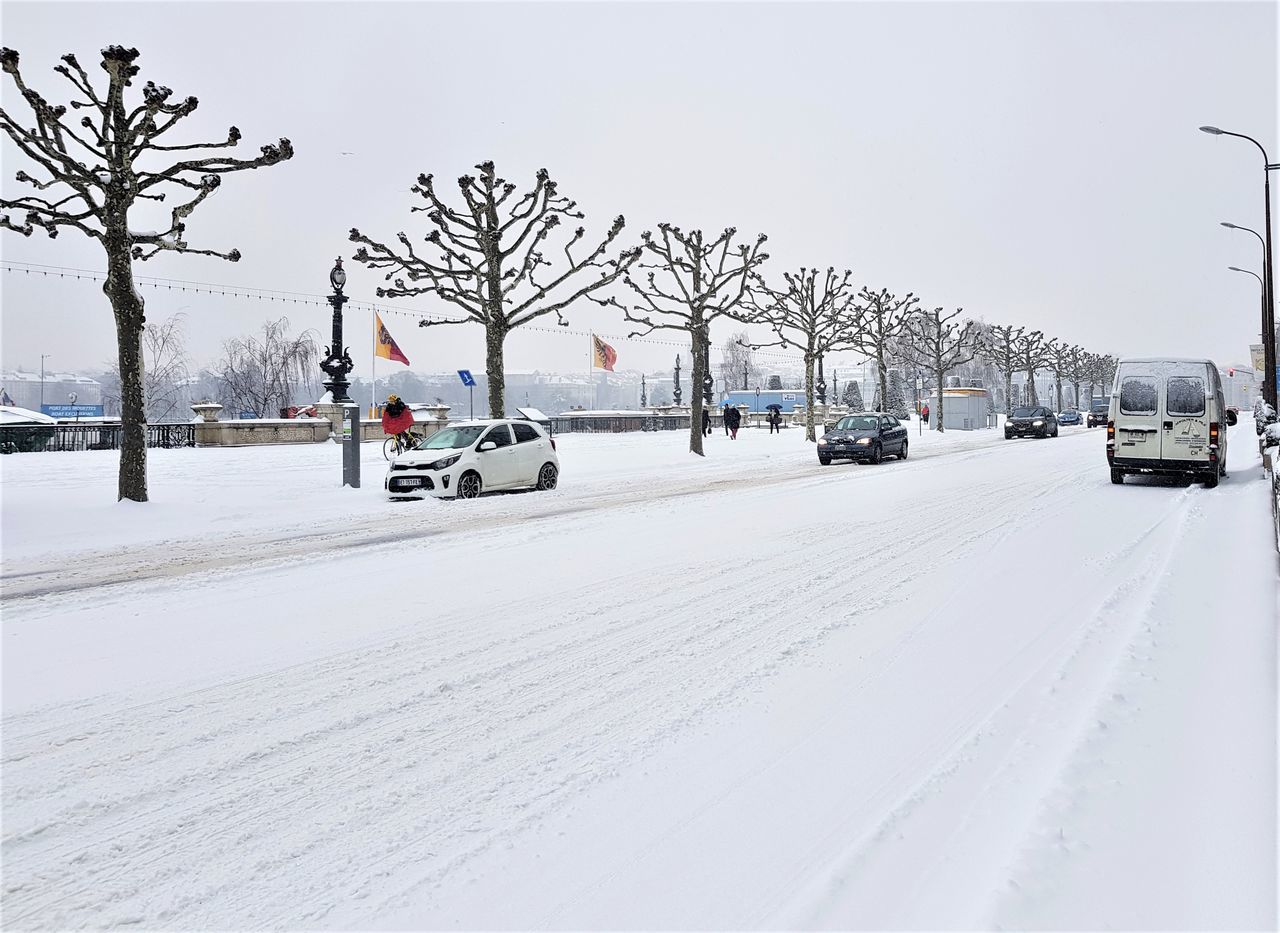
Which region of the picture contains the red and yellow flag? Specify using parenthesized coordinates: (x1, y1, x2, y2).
(376, 313, 410, 366)
(591, 334, 617, 372)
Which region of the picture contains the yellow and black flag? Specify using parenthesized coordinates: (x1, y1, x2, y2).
(591, 334, 617, 372)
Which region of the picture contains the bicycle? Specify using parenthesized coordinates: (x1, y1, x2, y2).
(383, 429, 422, 460)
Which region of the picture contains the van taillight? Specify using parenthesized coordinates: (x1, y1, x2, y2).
(1208, 422, 1219, 459)
(1106, 420, 1114, 442)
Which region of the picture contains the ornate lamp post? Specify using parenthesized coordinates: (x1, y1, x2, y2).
(320, 257, 354, 403)
(742, 361, 748, 391)
(640, 374, 647, 409)
(816, 353, 827, 405)
(673, 354, 682, 407)
(702, 342, 714, 406)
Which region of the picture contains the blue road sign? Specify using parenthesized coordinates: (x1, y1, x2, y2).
(458, 369, 476, 387)
(41, 404, 103, 418)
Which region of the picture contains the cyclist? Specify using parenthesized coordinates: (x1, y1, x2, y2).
(381, 394, 418, 453)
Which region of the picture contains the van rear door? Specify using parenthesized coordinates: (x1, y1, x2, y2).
(1162, 367, 1210, 464)
(1115, 370, 1161, 462)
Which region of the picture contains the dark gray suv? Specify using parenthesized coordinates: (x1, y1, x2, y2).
(1004, 406, 1059, 439)
(818, 413, 909, 465)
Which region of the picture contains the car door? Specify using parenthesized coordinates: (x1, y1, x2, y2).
(1115, 370, 1161, 463)
(510, 422, 545, 485)
(477, 424, 518, 487)
(878, 416, 896, 452)
(886, 415, 906, 451)
(1163, 368, 1210, 465)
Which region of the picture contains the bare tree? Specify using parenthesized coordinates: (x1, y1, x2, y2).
(744, 267, 860, 441)
(349, 161, 637, 418)
(1067, 344, 1086, 408)
(618, 224, 768, 456)
(1014, 330, 1053, 406)
(0, 46, 292, 500)
(902, 307, 980, 432)
(850, 287, 918, 415)
(1047, 340, 1079, 412)
(217, 317, 319, 417)
(103, 313, 191, 421)
(720, 330, 762, 394)
(982, 324, 1024, 415)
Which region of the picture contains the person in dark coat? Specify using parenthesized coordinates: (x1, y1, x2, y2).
(726, 405, 741, 440)
(723, 403, 733, 436)
(768, 407, 782, 434)
(702, 407, 712, 437)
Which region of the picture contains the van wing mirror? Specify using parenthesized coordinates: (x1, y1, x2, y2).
(1226, 409, 1238, 426)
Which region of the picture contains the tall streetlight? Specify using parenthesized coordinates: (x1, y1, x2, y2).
(1228, 265, 1266, 352)
(1201, 126, 1278, 406)
(1222, 222, 1269, 378)
(319, 257, 354, 403)
(39, 353, 51, 411)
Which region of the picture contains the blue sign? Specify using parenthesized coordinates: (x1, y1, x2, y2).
(458, 369, 476, 387)
(41, 404, 103, 418)
(238, 410, 258, 420)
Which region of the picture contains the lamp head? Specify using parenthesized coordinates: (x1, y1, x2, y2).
(330, 257, 347, 293)
(1199, 125, 1224, 135)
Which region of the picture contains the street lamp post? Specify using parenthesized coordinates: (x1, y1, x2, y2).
(1201, 126, 1278, 406)
(39, 353, 50, 411)
(1228, 267, 1266, 354)
(319, 257, 354, 403)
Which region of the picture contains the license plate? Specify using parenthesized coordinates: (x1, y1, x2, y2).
(396, 477, 423, 487)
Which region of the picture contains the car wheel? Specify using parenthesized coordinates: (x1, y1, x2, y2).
(536, 462, 558, 490)
(1110, 468, 1124, 485)
(899, 440, 908, 460)
(818, 455, 831, 465)
(870, 443, 883, 465)
(1053, 425, 1059, 437)
(456, 471, 483, 499)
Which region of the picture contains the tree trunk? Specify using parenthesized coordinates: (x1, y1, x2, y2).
(104, 241, 148, 502)
(803, 350, 816, 442)
(1025, 365, 1039, 405)
(933, 358, 946, 433)
(1073, 380, 1081, 408)
(1055, 374, 1064, 412)
(876, 346, 889, 416)
(1004, 373, 1014, 415)
(688, 324, 707, 456)
(485, 323, 507, 418)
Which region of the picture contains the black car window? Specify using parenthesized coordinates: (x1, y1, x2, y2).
(880, 417, 893, 429)
(886, 417, 900, 428)
(511, 422, 541, 443)
(1120, 378, 1157, 416)
(482, 425, 514, 448)
(1167, 377, 1205, 417)
(1012, 407, 1037, 418)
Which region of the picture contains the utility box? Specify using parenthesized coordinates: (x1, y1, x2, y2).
(924, 387, 990, 430)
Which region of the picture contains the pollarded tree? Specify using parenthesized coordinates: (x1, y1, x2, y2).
(350, 161, 638, 418)
(743, 267, 860, 441)
(851, 287, 918, 416)
(1067, 344, 1086, 408)
(0, 45, 294, 501)
(902, 307, 980, 432)
(618, 224, 768, 456)
(1047, 340, 1079, 412)
(983, 324, 1024, 415)
(1015, 330, 1053, 406)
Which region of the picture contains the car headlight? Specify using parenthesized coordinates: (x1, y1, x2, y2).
(855, 437, 872, 445)
(817, 438, 828, 445)
(1032, 420, 1044, 426)
(429, 454, 461, 470)
(1005, 420, 1014, 427)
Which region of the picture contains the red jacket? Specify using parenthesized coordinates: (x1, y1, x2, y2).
(381, 408, 416, 435)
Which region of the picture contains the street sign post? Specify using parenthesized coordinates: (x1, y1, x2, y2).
(458, 369, 476, 419)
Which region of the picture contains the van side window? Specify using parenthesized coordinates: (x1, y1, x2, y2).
(1120, 378, 1157, 416)
(1167, 376, 1205, 417)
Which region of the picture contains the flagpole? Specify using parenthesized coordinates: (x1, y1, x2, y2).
(370, 309, 377, 420)
(588, 334, 593, 411)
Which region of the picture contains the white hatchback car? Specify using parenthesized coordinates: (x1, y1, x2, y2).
(385, 419, 559, 500)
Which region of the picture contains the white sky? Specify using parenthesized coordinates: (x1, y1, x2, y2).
(1, 0, 1276, 381)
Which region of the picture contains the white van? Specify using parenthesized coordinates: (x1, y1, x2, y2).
(1106, 357, 1236, 487)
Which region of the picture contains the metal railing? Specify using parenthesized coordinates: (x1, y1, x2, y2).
(549, 414, 690, 433)
(0, 422, 196, 453)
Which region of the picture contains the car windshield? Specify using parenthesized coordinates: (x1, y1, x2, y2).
(1091, 400, 1109, 411)
(1012, 408, 1039, 418)
(416, 425, 486, 450)
(836, 416, 879, 431)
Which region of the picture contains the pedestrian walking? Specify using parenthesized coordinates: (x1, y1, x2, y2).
(921, 403, 930, 426)
(768, 407, 781, 434)
(726, 405, 741, 440)
(702, 407, 712, 437)
(723, 403, 733, 436)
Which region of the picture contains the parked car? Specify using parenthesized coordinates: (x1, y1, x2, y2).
(1107, 357, 1232, 488)
(1086, 397, 1110, 428)
(1058, 409, 1082, 426)
(385, 419, 559, 500)
(817, 412, 909, 465)
(1004, 406, 1059, 439)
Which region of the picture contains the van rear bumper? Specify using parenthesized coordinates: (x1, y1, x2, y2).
(1110, 455, 1215, 476)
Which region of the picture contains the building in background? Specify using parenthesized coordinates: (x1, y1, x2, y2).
(0, 370, 102, 414)
(1221, 365, 1261, 410)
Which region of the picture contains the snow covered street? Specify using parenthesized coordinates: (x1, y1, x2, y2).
(2, 424, 1276, 929)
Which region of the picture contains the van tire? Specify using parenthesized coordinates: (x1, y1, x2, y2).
(1110, 468, 1125, 485)
(1203, 470, 1219, 489)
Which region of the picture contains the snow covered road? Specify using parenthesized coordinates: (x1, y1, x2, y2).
(2, 424, 1276, 929)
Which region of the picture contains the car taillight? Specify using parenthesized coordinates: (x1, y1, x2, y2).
(1208, 422, 1219, 459)
(1106, 420, 1114, 442)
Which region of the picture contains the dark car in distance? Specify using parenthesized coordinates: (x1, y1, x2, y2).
(1004, 406, 1059, 439)
(1057, 409, 1082, 426)
(818, 413, 909, 465)
(1086, 397, 1110, 428)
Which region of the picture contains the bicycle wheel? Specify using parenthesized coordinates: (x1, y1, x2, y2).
(383, 436, 399, 460)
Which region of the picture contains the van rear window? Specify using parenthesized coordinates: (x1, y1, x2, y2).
(1167, 376, 1205, 417)
(1119, 378, 1157, 415)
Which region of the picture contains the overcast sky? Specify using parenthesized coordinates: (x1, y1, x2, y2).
(1, 0, 1276, 383)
